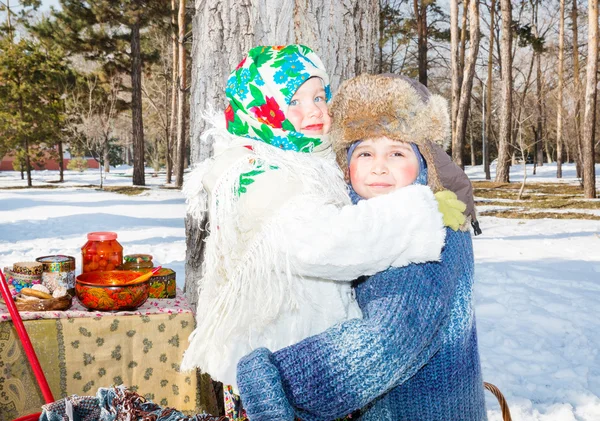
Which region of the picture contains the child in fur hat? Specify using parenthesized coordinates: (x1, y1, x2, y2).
(180, 46, 462, 413)
(236, 74, 487, 421)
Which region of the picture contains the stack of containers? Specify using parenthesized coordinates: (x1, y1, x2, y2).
(122, 254, 176, 298)
(4, 262, 43, 296)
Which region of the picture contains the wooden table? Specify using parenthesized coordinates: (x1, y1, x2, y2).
(0, 289, 212, 419)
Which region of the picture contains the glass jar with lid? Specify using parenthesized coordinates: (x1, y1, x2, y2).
(81, 232, 123, 273)
(121, 254, 154, 272)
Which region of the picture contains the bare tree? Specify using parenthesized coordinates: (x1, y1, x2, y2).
(186, 0, 379, 305)
(572, 0, 583, 179)
(556, 0, 565, 178)
(167, 0, 178, 184)
(174, 0, 187, 188)
(582, 0, 598, 198)
(450, 0, 460, 156)
(453, 0, 480, 168)
(67, 74, 121, 188)
(496, 0, 513, 182)
(531, 0, 544, 169)
(484, 0, 495, 180)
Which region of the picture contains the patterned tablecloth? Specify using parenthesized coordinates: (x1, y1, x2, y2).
(0, 289, 215, 420)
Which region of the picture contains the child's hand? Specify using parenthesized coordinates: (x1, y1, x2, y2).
(434, 190, 467, 231)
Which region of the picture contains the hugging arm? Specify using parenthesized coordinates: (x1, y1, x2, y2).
(272, 184, 446, 281)
(237, 243, 458, 421)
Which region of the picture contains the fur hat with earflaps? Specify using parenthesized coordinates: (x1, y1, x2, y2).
(330, 73, 450, 193)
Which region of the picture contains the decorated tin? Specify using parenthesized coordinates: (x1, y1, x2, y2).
(148, 268, 176, 298)
(36, 255, 76, 294)
(4, 267, 42, 296)
(12, 261, 43, 276)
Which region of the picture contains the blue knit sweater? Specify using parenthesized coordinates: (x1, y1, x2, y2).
(237, 227, 487, 421)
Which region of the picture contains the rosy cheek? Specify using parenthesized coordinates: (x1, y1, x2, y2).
(406, 164, 420, 183)
(348, 161, 359, 181)
(287, 109, 302, 131)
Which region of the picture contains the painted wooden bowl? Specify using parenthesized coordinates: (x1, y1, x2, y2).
(75, 270, 149, 311)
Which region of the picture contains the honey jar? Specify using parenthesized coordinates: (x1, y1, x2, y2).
(81, 232, 123, 273)
(121, 254, 154, 272)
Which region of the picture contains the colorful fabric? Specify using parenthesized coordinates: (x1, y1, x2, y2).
(225, 44, 331, 152)
(40, 386, 227, 421)
(224, 384, 248, 421)
(0, 287, 192, 321)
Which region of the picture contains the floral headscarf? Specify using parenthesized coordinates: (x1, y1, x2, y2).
(224, 45, 332, 153)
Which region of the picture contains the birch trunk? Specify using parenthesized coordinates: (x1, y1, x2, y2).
(572, 0, 583, 179)
(175, 0, 187, 188)
(582, 0, 598, 198)
(186, 0, 379, 305)
(495, 0, 512, 183)
(556, 0, 564, 178)
(484, 0, 495, 180)
(167, 0, 178, 185)
(453, 0, 480, 169)
(450, 0, 460, 156)
(533, 0, 544, 167)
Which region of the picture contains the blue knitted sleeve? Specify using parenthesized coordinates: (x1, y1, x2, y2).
(238, 229, 471, 421)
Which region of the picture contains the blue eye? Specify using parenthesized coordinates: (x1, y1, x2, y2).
(358, 152, 371, 158)
(314, 96, 325, 103)
(289, 99, 299, 106)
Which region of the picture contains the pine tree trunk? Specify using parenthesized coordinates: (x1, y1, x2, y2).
(175, 0, 187, 188)
(186, 0, 379, 305)
(454, 0, 480, 169)
(18, 97, 32, 187)
(414, 0, 428, 87)
(484, 0, 494, 180)
(131, 18, 145, 186)
(496, 0, 512, 183)
(556, 0, 565, 178)
(450, 0, 460, 157)
(582, 0, 598, 198)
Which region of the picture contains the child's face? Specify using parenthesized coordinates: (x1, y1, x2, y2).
(348, 137, 420, 199)
(287, 77, 331, 136)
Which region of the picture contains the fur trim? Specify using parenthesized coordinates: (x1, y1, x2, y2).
(330, 74, 450, 192)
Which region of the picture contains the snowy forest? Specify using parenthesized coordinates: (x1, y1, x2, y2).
(0, 0, 597, 198)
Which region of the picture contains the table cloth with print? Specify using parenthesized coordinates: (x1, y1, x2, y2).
(0, 289, 211, 420)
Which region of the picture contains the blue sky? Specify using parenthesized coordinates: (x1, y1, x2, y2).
(40, 0, 60, 12)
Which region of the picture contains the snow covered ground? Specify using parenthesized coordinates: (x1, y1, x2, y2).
(1, 163, 599, 421)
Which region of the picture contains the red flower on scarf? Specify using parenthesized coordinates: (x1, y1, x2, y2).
(251, 96, 285, 128)
(236, 57, 247, 70)
(225, 104, 235, 128)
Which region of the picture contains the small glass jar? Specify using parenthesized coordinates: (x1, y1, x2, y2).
(81, 232, 123, 273)
(121, 254, 153, 272)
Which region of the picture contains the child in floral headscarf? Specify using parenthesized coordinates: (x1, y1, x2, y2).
(180, 45, 456, 405)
